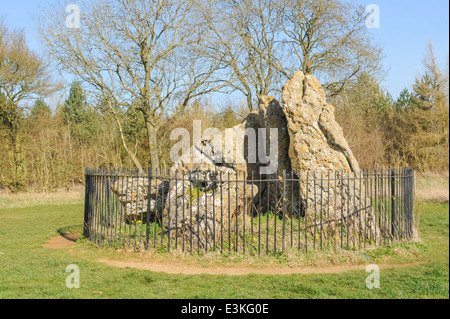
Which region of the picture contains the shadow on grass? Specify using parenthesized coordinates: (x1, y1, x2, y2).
(57, 224, 83, 242)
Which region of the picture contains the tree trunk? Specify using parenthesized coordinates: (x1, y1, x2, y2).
(145, 118, 160, 173)
(9, 123, 22, 191)
(246, 93, 253, 112)
(106, 101, 143, 171)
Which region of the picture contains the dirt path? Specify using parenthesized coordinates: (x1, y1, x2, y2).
(43, 235, 77, 249)
(96, 257, 423, 276)
(43, 236, 423, 275)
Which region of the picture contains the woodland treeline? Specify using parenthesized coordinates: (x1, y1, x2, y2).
(0, 0, 448, 192)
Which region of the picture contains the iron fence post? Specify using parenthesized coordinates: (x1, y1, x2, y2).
(391, 168, 396, 238)
(83, 167, 91, 239)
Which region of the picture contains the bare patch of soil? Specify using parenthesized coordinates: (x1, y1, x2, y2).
(96, 256, 422, 276)
(42, 235, 422, 275)
(43, 235, 77, 249)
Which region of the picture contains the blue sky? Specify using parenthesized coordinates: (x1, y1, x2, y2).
(1, 0, 449, 102)
(359, 0, 449, 97)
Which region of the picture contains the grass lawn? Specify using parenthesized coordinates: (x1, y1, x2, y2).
(0, 190, 448, 299)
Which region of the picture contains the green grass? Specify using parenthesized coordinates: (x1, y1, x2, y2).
(0, 193, 448, 298)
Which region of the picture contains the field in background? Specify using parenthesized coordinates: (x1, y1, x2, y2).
(415, 172, 449, 203)
(1, 171, 446, 207)
(0, 184, 84, 209)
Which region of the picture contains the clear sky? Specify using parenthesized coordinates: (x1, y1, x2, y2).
(359, 0, 449, 97)
(1, 0, 449, 102)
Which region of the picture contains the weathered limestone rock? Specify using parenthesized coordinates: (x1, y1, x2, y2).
(281, 71, 377, 242)
(282, 70, 360, 173)
(255, 96, 302, 217)
(163, 119, 259, 250)
(163, 95, 307, 249)
(258, 96, 292, 177)
(111, 176, 168, 223)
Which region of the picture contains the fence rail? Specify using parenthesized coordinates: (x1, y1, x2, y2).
(83, 167, 415, 255)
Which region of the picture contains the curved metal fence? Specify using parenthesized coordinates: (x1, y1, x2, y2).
(83, 167, 415, 255)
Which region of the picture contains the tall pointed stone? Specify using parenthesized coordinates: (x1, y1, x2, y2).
(282, 71, 378, 244)
(282, 70, 360, 173)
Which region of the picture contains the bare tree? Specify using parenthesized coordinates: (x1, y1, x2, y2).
(197, 0, 383, 110)
(196, 0, 282, 111)
(273, 0, 384, 95)
(37, 0, 222, 171)
(0, 17, 57, 190)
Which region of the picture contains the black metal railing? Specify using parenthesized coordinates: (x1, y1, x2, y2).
(83, 167, 415, 255)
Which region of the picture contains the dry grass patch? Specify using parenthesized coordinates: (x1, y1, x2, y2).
(0, 186, 84, 209)
(415, 172, 449, 203)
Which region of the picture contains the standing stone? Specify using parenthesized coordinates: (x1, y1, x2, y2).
(109, 70, 380, 250)
(163, 95, 305, 251)
(282, 71, 360, 173)
(163, 119, 259, 251)
(282, 71, 378, 244)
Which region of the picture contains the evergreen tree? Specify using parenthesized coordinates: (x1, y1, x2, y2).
(389, 41, 449, 171)
(31, 99, 52, 118)
(62, 81, 98, 145)
(412, 73, 443, 110)
(63, 81, 88, 125)
(394, 88, 413, 111)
